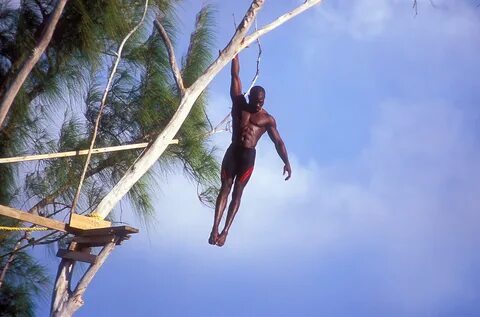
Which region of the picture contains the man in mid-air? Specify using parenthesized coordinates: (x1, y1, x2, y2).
(209, 53, 292, 247)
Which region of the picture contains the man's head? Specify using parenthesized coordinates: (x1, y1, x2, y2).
(248, 86, 266, 112)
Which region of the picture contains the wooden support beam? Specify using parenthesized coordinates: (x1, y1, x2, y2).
(0, 204, 67, 232)
(69, 225, 138, 237)
(0, 139, 179, 164)
(57, 249, 97, 264)
(72, 235, 115, 247)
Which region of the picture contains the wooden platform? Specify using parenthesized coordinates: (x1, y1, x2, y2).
(67, 225, 138, 245)
(1, 204, 139, 263)
(0, 204, 136, 235)
(56, 226, 139, 263)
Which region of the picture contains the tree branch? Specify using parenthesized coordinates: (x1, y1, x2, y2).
(153, 16, 185, 96)
(0, 0, 69, 131)
(0, 236, 25, 288)
(242, 0, 323, 49)
(94, 0, 322, 219)
(62, 241, 117, 314)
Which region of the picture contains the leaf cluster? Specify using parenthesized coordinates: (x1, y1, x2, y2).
(0, 0, 220, 311)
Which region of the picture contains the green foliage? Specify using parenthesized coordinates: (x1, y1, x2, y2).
(1, 0, 220, 218)
(182, 5, 216, 87)
(0, 231, 50, 316)
(0, 283, 35, 317)
(0, 2, 221, 311)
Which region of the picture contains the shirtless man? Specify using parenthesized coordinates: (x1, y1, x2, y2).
(209, 54, 292, 247)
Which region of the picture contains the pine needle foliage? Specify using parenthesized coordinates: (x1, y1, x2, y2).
(1, 0, 219, 220)
(0, 0, 220, 311)
(0, 284, 35, 317)
(0, 233, 50, 316)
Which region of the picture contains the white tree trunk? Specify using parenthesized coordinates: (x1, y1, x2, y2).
(51, 259, 75, 317)
(51, 242, 117, 317)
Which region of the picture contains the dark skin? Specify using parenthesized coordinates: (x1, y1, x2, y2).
(209, 54, 292, 247)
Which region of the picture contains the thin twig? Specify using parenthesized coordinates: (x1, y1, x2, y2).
(245, 18, 262, 95)
(71, 0, 149, 215)
(0, 231, 58, 259)
(413, 0, 418, 16)
(35, 232, 69, 245)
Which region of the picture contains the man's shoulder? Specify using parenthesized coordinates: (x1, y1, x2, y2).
(232, 94, 247, 105)
(261, 109, 273, 119)
(260, 109, 276, 125)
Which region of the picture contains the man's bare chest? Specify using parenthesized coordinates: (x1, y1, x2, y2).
(239, 110, 269, 128)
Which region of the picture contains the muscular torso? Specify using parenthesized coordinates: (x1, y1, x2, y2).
(231, 95, 271, 148)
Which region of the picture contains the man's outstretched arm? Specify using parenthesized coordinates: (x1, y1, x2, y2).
(230, 55, 242, 100)
(267, 118, 292, 180)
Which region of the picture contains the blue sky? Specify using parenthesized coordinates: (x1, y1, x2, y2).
(33, 1, 480, 316)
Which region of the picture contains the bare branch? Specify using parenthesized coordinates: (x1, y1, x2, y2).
(154, 16, 186, 95)
(242, 0, 323, 49)
(413, 0, 438, 15)
(0, 235, 25, 287)
(0, 231, 57, 260)
(246, 18, 263, 95)
(204, 114, 231, 137)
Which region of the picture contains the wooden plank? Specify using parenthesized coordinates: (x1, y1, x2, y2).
(68, 213, 111, 230)
(0, 140, 179, 164)
(70, 225, 139, 237)
(73, 235, 115, 247)
(0, 204, 67, 232)
(57, 249, 97, 264)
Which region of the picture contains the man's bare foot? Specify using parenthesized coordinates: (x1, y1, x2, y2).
(208, 231, 218, 245)
(216, 231, 228, 247)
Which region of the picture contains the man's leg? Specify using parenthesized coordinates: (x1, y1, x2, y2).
(216, 166, 254, 246)
(209, 174, 233, 244)
(216, 181, 246, 246)
(216, 147, 255, 247)
(209, 148, 235, 245)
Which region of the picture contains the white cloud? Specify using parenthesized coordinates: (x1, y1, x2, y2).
(313, 0, 395, 40)
(122, 93, 480, 314)
(356, 101, 480, 311)
(310, 0, 480, 41)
